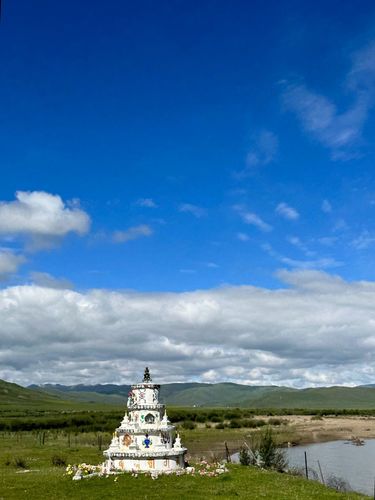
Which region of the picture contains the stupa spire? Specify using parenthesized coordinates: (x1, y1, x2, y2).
(143, 366, 152, 382)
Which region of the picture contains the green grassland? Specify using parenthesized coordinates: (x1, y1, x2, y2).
(0, 432, 368, 499)
(0, 378, 373, 498)
(0, 411, 291, 456)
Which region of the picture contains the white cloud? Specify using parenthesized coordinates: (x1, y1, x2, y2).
(282, 83, 366, 160)
(276, 202, 299, 220)
(318, 236, 337, 247)
(263, 243, 340, 270)
(287, 236, 315, 257)
(235, 130, 278, 178)
(333, 218, 349, 232)
(237, 232, 250, 241)
(112, 225, 153, 243)
(206, 262, 219, 269)
(346, 41, 375, 94)
(351, 230, 375, 250)
(135, 198, 158, 208)
(321, 199, 332, 213)
(3, 271, 375, 387)
(234, 206, 272, 232)
(243, 212, 272, 232)
(278, 256, 341, 270)
(178, 203, 206, 218)
(282, 40, 375, 160)
(179, 269, 196, 274)
(0, 251, 25, 278)
(0, 192, 90, 245)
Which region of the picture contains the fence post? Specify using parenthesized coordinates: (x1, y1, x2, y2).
(317, 460, 325, 484)
(224, 441, 231, 463)
(304, 451, 308, 479)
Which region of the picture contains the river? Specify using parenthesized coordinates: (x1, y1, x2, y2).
(233, 439, 375, 497)
(285, 439, 375, 496)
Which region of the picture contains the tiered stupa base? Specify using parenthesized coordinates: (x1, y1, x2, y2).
(107, 450, 185, 472)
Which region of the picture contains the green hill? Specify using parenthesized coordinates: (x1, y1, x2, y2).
(27, 381, 375, 409)
(251, 386, 375, 409)
(4, 378, 375, 410)
(160, 382, 284, 406)
(29, 385, 128, 405)
(0, 379, 64, 407)
(0, 380, 123, 411)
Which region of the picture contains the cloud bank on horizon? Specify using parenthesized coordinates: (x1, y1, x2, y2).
(1, 269, 374, 388)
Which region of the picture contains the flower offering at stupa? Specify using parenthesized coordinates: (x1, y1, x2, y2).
(103, 367, 187, 472)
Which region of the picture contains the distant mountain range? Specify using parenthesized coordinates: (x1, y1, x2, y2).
(2, 378, 375, 409)
(27, 381, 375, 409)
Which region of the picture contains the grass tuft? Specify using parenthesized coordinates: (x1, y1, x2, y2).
(51, 454, 67, 466)
(14, 456, 28, 468)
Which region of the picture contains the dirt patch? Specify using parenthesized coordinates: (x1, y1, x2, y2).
(281, 415, 375, 445)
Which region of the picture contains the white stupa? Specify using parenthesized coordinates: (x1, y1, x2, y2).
(103, 367, 187, 472)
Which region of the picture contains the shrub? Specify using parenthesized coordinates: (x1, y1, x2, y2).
(14, 457, 28, 469)
(326, 475, 351, 492)
(216, 422, 226, 429)
(181, 420, 196, 430)
(258, 427, 287, 471)
(51, 454, 67, 466)
(246, 419, 266, 428)
(239, 446, 252, 466)
(244, 419, 260, 428)
(207, 410, 221, 420)
(268, 418, 283, 426)
(195, 414, 207, 423)
(245, 427, 287, 472)
(224, 410, 242, 420)
(229, 419, 242, 428)
(242, 410, 256, 417)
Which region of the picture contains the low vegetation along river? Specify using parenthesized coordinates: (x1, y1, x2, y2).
(286, 439, 375, 496)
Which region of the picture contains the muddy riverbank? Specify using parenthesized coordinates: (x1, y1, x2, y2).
(279, 415, 375, 445)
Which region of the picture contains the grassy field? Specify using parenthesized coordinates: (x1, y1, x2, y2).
(0, 432, 368, 499)
(0, 410, 295, 460)
(0, 397, 370, 498)
(0, 427, 262, 463)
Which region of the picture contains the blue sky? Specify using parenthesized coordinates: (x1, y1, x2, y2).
(2, 1, 375, 386)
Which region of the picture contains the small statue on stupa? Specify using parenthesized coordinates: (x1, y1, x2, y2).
(143, 366, 152, 382)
